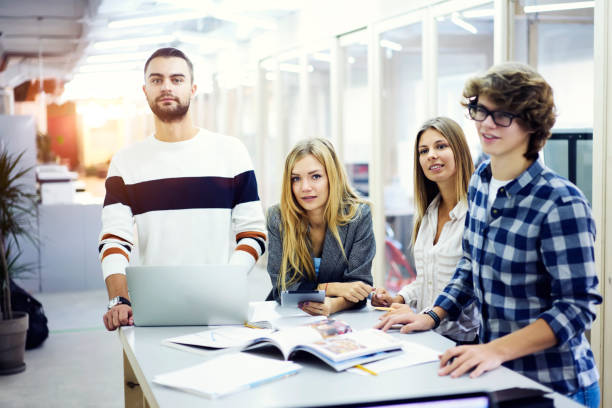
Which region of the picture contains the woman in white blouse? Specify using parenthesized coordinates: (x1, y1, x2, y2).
(372, 117, 479, 343)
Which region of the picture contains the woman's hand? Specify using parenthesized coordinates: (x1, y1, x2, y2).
(299, 297, 337, 316)
(326, 281, 372, 303)
(438, 343, 504, 378)
(371, 288, 404, 307)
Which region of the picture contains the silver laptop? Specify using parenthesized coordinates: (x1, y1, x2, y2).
(126, 265, 249, 326)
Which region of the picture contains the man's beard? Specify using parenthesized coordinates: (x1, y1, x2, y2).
(149, 95, 190, 123)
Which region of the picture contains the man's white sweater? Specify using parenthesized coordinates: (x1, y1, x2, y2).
(98, 129, 266, 280)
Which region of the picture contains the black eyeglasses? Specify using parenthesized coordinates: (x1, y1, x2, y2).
(467, 103, 518, 127)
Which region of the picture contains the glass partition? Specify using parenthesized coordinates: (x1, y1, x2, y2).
(437, 2, 494, 162)
(379, 22, 424, 289)
(514, 0, 594, 201)
(340, 30, 370, 197)
(514, 0, 594, 129)
(543, 130, 593, 203)
(279, 56, 302, 148)
(215, 87, 237, 137)
(260, 61, 282, 208)
(238, 85, 257, 163)
(307, 50, 331, 140)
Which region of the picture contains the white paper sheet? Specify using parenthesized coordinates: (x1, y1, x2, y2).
(347, 341, 440, 375)
(153, 352, 302, 399)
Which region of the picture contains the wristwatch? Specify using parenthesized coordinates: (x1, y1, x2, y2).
(422, 308, 441, 329)
(107, 296, 131, 310)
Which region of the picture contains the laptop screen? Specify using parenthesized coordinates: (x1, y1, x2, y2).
(359, 395, 490, 408)
(311, 392, 492, 408)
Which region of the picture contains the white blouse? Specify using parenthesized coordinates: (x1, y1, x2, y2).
(398, 195, 479, 342)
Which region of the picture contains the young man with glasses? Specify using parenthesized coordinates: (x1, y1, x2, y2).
(376, 63, 601, 407)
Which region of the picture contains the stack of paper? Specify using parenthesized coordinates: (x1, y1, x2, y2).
(153, 352, 301, 399)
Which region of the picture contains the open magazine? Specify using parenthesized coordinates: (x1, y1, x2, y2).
(163, 319, 403, 371)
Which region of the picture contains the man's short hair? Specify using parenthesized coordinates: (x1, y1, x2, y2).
(144, 47, 194, 83)
(461, 62, 557, 160)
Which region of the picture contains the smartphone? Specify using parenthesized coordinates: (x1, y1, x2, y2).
(280, 290, 325, 307)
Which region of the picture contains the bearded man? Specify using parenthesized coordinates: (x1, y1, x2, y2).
(99, 48, 266, 330)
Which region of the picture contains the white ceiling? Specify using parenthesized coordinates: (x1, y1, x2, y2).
(0, 0, 301, 90)
(0, 0, 594, 97)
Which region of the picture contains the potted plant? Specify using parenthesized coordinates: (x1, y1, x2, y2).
(0, 148, 38, 375)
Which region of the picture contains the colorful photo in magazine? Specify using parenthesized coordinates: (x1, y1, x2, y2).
(313, 338, 366, 355)
(308, 319, 352, 338)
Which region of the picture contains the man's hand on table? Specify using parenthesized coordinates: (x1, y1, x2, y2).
(103, 304, 134, 331)
(438, 343, 503, 379)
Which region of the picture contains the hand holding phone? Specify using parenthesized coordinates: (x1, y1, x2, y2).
(280, 290, 325, 307)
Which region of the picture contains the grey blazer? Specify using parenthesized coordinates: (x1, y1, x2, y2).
(266, 203, 375, 304)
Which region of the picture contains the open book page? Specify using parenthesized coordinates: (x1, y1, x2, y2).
(163, 319, 352, 358)
(163, 327, 276, 350)
(152, 352, 301, 399)
(245, 319, 353, 359)
(346, 341, 441, 375)
(296, 329, 402, 363)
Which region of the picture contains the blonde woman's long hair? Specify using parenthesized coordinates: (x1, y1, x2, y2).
(278, 138, 366, 291)
(412, 117, 474, 244)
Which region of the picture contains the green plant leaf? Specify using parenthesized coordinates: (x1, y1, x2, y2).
(0, 148, 39, 318)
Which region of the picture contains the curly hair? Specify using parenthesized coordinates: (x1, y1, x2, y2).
(461, 62, 556, 160)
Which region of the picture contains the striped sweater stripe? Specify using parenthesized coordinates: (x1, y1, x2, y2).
(104, 171, 259, 215)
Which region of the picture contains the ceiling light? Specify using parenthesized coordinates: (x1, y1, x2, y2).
(462, 8, 494, 18)
(380, 39, 402, 52)
(63, 72, 143, 101)
(450, 13, 478, 34)
(311, 52, 331, 62)
(347, 56, 356, 64)
(524, 1, 594, 13)
(86, 52, 152, 64)
(277, 50, 301, 62)
(212, 11, 278, 30)
(108, 11, 208, 28)
(278, 63, 314, 73)
(94, 35, 175, 50)
(260, 58, 277, 71)
(278, 63, 300, 73)
(174, 31, 233, 50)
(78, 62, 141, 73)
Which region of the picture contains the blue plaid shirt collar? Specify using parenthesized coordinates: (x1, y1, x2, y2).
(478, 157, 545, 199)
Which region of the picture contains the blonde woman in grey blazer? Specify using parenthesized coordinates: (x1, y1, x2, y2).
(267, 138, 375, 316)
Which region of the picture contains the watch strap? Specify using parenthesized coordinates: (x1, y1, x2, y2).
(108, 296, 131, 310)
(423, 309, 441, 329)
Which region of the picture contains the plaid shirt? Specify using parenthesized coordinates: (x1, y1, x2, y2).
(435, 159, 602, 395)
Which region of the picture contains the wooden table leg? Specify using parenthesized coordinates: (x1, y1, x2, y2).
(124, 350, 145, 408)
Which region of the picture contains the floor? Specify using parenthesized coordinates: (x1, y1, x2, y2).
(0, 266, 272, 408)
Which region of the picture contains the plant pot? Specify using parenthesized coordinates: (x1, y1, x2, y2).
(0, 311, 29, 375)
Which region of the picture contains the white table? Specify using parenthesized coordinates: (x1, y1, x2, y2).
(118, 303, 583, 408)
